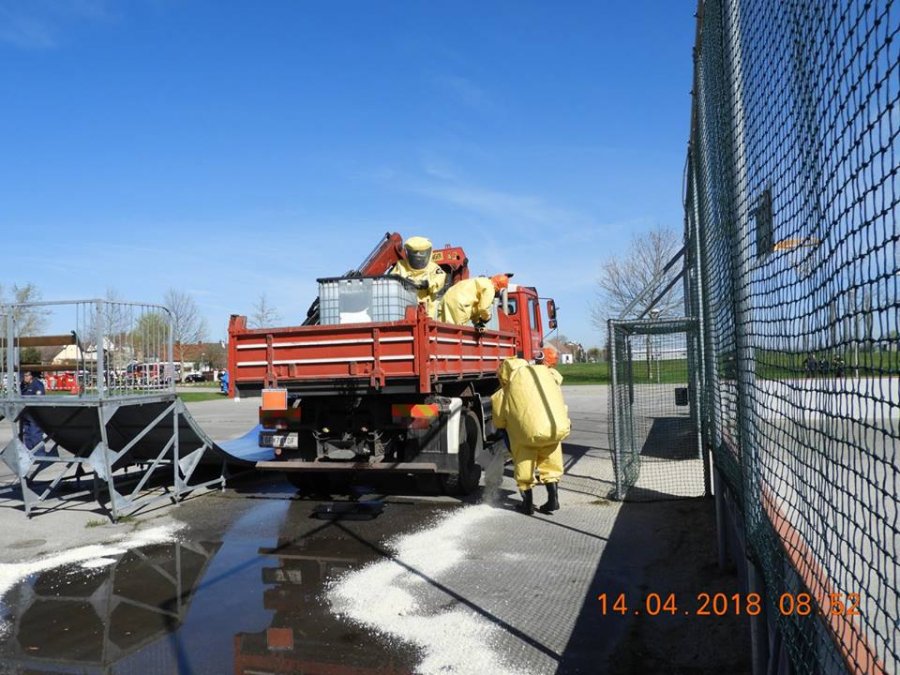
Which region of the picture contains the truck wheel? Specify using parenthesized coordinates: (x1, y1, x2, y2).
(441, 410, 482, 496)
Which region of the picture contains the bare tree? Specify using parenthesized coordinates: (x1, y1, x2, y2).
(87, 288, 132, 342)
(250, 293, 281, 328)
(591, 227, 683, 328)
(85, 289, 139, 371)
(164, 289, 208, 348)
(99, 288, 132, 338)
(0, 283, 48, 336)
(132, 311, 169, 361)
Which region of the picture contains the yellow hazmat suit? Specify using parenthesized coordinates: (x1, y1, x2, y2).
(440, 277, 495, 325)
(491, 358, 570, 493)
(389, 236, 446, 318)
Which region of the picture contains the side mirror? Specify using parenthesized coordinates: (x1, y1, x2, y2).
(549, 319, 558, 330)
(546, 300, 557, 321)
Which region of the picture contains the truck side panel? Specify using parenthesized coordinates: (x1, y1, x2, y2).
(229, 313, 517, 395)
(425, 322, 517, 382)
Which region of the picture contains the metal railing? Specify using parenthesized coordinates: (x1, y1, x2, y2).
(1, 300, 175, 400)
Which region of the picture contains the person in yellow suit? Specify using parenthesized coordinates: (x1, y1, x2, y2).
(491, 345, 569, 515)
(389, 236, 447, 317)
(439, 274, 509, 327)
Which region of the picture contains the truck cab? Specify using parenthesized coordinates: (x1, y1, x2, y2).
(498, 283, 548, 362)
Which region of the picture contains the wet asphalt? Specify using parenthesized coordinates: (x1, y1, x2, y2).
(0, 479, 448, 673)
(0, 393, 480, 673)
(0, 387, 750, 674)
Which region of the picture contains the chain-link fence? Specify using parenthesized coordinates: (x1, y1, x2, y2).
(688, 0, 898, 672)
(608, 318, 706, 500)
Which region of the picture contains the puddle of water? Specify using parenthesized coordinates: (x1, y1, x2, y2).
(0, 497, 453, 673)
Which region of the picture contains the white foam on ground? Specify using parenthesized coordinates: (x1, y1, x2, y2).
(0, 523, 183, 613)
(330, 504, 527, 675)
(80, 557, 118, 569)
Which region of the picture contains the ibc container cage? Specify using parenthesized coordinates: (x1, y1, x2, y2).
(318, 276, 419, 325)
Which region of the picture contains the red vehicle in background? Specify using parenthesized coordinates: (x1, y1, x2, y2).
(126, 362, 173, 386)
(227, 232, 557, 494)
(44, 372, 78, 393)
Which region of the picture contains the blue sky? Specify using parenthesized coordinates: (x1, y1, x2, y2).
(1, 0, 695, 346)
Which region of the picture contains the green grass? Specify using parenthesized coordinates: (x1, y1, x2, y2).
(749, 349, 900, 380)
(632, 359, 689, 384)
(556, 362, 609, 384)
(556, 359, 690, 385)
(179, 391, 226, 402)
(86, 514, 138, 527)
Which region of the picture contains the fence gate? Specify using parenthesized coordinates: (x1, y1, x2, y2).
(608, 317, 706, 500)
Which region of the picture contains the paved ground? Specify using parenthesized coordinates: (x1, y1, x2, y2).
(0, 386, 751, 674)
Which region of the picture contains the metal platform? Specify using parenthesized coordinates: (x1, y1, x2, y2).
(0, 395, 274, 520)
(0, 300, 273, 520)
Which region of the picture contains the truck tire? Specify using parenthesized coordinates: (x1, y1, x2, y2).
(441, 410, 483, 496)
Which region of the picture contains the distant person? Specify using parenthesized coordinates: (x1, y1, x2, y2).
(389, 236, 447, 318)
(833, 355, 845, 378)
(219, 370, 229, 394)
(439, 274, 509, 328)
(805, 353, 817, 378)
(20, 371, 46, 451)
(491, 348, 570, 515)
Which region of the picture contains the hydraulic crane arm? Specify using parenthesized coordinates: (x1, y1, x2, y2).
(302, 232, 470, 325)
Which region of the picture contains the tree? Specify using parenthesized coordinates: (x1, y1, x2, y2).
(586, 347, 603, 362)
(0, 282, 48, 336)
(86, 289, 139, 372)
(205, 342, 227, 371)
(164, 289, 208, 349)
(87, 288, 132, 343)
(591, 227, 684, 328)
(250, 293, 281, 328)
(132, 311, 169, 361)
(547, 333, 571, 352)
(97, 288, 132, 339)
(19, 347, 41, 366)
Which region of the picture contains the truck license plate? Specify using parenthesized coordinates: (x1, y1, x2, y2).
(263, 432, 299, 449)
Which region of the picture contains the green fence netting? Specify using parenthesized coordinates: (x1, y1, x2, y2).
(687, 0, 898, 672)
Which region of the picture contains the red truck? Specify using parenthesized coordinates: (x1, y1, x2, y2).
(227, 233, 557, 494)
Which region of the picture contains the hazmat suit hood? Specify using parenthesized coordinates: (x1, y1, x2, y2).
(497, 358, 529, 387)
(404, 236, 433, 270)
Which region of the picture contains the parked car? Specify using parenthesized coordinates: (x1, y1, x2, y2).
(184, 373, 206, 383)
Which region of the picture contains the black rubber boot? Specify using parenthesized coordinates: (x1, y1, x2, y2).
(517, 489, 535, 515)
(539, 482, 560, 514)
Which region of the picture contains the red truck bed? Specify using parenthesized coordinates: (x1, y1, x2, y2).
(228, 307, 518, 395)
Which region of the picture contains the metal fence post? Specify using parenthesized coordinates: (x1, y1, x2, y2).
(608, 319, 622, 500)
(95, 300, 106, 401)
